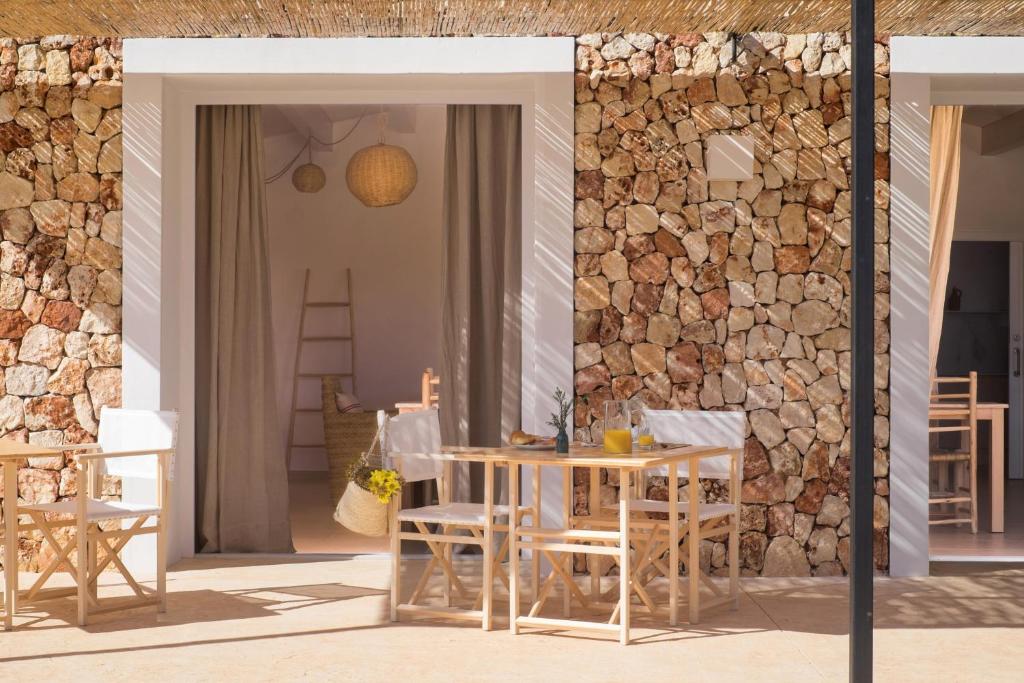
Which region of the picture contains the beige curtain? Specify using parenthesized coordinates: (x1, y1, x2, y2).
(195, 105, 293, 553)
(928, 106, 964, 378)
(440, 105, 522, 503)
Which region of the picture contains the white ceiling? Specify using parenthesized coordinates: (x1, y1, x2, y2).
(262, 104, 424, 141)
(962, 105, 1024, 128)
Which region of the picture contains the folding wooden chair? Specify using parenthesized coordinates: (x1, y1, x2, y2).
(20, 408, 178, 625)
(385, 408, 520, 629)
(592, 409, 743, 624)
(928, 372, 978, 533)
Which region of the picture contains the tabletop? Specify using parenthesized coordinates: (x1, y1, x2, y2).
(0, 440, 60, 461)
(443, 443, 734, 469)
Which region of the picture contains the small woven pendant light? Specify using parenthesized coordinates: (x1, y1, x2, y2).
(346, 111, 418, 207)
(291, 136, 326, 193)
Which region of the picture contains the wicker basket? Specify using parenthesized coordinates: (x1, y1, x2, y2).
(334, 480, 390, 537)
(332, 416, 391, 537)
(321, 376, 384, 507)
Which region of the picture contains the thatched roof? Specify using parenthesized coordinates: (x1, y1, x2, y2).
(2, 0, 1022, 38)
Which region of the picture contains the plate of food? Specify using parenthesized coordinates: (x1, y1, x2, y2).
(508, 430, 556, 450)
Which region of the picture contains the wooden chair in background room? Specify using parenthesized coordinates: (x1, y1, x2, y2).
(421, 368, 440, 409)
(20, 408, 178, 625)
(928, 372, 978, 533)
(385, 408, 519, 629)
(398, 368, 441, 414)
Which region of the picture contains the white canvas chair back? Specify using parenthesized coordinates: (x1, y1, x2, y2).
(383, 408, 444, 483)
(97, 408, 179, 480)
(642, 409, 745, 479)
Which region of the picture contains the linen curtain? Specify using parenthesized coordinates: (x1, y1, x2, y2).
(440, 105, 522, 504)
(195, 105, 293, 553)
(928, 106, 964, 378)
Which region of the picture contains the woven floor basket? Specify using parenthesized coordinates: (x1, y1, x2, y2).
(321, 376, 382, 507)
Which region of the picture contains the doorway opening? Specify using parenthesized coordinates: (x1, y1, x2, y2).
(193, 100, 525, 556)
(930, 105, 1024, 562)
(266, 103, 446, 554)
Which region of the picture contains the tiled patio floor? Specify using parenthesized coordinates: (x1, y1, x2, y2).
(1, 557, 1021, 681)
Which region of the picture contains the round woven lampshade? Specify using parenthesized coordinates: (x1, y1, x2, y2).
(292, 162, 326, 193)
(345, 143, 418, 207)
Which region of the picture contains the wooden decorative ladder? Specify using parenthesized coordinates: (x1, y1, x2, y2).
(286, 268, 356, 468)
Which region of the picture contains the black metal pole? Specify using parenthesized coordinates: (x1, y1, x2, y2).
(850, 0, 875, 681)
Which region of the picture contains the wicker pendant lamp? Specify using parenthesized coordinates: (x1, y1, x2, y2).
(290, 135, 326, 193)
(345, 112, 418, 207)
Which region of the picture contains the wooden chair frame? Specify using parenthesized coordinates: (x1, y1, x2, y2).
(18, 444, 174, 626)
(928, 373, 978, 533)
(388, 454, 528, 630)
(421, 368, 440, 409)
(585, 457, 741, 624)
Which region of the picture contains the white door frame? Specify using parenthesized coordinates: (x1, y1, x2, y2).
(890, 36, 1024, 575)
(121, 38, 575, 569)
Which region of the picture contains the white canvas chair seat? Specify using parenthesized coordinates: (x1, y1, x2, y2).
(397, 502, 516, 525)
(22, 499, 162, 522)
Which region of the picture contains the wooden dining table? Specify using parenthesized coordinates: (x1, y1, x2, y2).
(1, 440, 61, 630)
(977, 403, 1007, 533)
(445, 442, 740, 644)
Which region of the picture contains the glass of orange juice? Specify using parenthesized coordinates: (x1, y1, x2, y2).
(636, 412, 654, 450)
(603, 400, 632, 454)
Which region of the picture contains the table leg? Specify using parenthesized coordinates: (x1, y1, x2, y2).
(482, 461, 494, 630)
(509, 461, 520, 635)
(562, 465, 571, 618)
(688, 469, 700, 625)
(619, 471, 630, 646)
(991, 411, 1005, 533)
(531, 464, 540, 604)
(4, 462, 18, 630)
(668, 464, 679, 626)
(730, 450, 740, 610)
(588, 466, 600, 598)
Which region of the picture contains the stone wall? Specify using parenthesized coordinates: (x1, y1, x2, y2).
(0, 37, 123, 570)
(573, 32, 890, 575)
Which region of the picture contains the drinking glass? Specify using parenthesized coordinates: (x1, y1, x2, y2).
(635, 411, 654, 450)
(603, 400, 632, 454)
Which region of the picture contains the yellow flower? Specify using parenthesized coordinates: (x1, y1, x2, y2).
(367, 469, 402, 504)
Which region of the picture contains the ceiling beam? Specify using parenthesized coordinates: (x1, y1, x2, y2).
(278, 106, 333, 151)
(980, 108, 1024, 156)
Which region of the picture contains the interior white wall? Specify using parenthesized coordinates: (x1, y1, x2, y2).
(122, 37, 575, 567)
(955, 122, 1024, 239)
(264, 106, 446, 471)
(890, 36, 1024, 576)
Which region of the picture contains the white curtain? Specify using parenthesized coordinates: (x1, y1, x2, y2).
(928, 106, 964, 378)
(195, 105, 293, 553)
(440, 105, 522, 504)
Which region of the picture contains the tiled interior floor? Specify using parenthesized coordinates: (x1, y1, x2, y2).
(930, 479, 1024, 560)
(2, 557, 1023, 681)
(288, 471, 388, 555)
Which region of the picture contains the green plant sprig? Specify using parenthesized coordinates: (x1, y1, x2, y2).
(546, 387, 572, 432)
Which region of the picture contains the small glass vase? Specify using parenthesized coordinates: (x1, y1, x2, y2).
(555, 426, 569, 454)
(603, 400, 632, 454)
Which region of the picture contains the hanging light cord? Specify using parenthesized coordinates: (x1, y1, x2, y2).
(265, 111, 368, 184)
